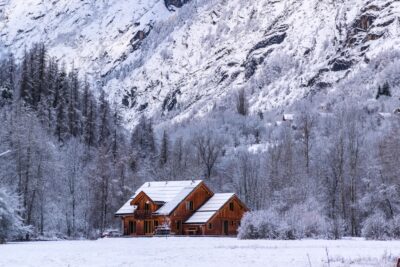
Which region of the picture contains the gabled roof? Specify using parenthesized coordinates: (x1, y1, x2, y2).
(155, 186, 200, 215)
(115, 199, 137, 216)
(131, 180, 202, 203)
(185, 193, 235, 224)
(185, 211, 216, 224)
(130, 191, 156, 206)
(115, 180, 203, 216)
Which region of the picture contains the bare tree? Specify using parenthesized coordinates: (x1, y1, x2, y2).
(346, 112, 363, 237)
(235, 151, 265, 210)
(326, 128, 345, 239)
(298, 109, 315, 174)
(193, 130, 223, 180)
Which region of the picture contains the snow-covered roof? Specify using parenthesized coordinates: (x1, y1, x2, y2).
(378, 112, 392, 119)
(131, 180, 202, 203)
(283, 114, 295, 121)
(155, 186, 197, 215)
(185, 193, 235, 224)
(115, 199, 137, 216)
(185, 211, 216, 224)
(115, 180, 203, 216)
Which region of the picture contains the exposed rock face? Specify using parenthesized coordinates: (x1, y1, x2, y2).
(355, 14, 377, 31)
(248, 33, 286, 56)
(162, 89, 181, 112)
(329, 59, 353, 72)
(164, 0, 190, 9)
(1, 0, 400, 127)
(244, 27, 287, 79)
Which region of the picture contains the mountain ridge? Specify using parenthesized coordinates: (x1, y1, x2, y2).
(1, 0, 400, 127)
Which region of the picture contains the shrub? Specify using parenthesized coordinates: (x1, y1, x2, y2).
(361, 212, 390, 240)
(0, 189, 30, 243)
(238, 210, 280, 240)
(389, 215, 400, 239)
(238, 200, 329, 240)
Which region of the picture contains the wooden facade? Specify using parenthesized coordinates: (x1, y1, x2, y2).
(122, 191, 161, 236)
(168, 182, 213, 235)
(116, 180, 248, 236)
(183, 195, 247, 236)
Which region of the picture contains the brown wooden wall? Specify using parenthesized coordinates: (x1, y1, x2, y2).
(123, 216, 138, 235)
(169, 183, 213, 235)
(205, 196, 247, 235)
(183, 196, 247, 236)
(123, 217, 166, 236)
(131, 192, 159, 212)
(124, 192, 162, 236)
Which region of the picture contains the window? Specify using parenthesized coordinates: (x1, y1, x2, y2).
(231, 221, 234, 226)
(208, 223, 212, 230)
(176, 220, 182, 230)
(154, 220, 159, 228)
(128, 221, 136, 234)
(186, 201, 194, 211)
(229, 202, 234, 211)
(144, 221, 153, 234)
(144, 203, 150, 212)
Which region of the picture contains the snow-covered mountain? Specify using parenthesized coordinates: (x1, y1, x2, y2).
(1, 0, 400, 127)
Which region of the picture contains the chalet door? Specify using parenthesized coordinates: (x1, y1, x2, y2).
(176, 220, 182, 235)
(223, 220, 229, 235)
(128, 221, 136, 235)
(144, 220, 153, 235)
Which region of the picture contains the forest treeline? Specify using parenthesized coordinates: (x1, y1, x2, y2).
(1, 44, 400, 242)
(0, 44, 150, 241)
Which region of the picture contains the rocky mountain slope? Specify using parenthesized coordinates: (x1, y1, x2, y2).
(1, 0, 400, 127)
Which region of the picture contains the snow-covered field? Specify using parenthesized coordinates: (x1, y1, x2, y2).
(0, 237, 399, 267)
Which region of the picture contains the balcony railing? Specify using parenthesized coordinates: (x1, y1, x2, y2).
(134, 210, 153, 219)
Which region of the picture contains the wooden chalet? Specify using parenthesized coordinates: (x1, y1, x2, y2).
(115, 180, 248, 236)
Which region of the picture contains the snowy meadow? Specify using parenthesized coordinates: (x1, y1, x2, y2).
(0, 237, 399, 267)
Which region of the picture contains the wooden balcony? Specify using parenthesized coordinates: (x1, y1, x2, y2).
(134, 210, 153, 220)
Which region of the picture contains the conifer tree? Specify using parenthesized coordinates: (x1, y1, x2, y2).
(55, 95, 67, 142)
(19, 50, 31, 104)
(382, 82, 391, 97)
(54, 66, 69, 142)
(159, 130, 169, 166)
(67, 68, 81, 137)
(98, 89, 111, 147)
(236, 88, 249, 116)
(84, 97, 97, 148)
(376, 82, 391, 99)
(82, 77, 90, 119)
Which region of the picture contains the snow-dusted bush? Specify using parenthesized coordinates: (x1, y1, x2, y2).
(285, 200, 329, 239)
(390, 215, 400, 239)
(0, 189, 30, 243)
(326, 217, 346, 240)
(238, 200, 329, 240)
(238, 210, 280, 240)
(361, 212, 390, 240)
(361, 214, 400, 240)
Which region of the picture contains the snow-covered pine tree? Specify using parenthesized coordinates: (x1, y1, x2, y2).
(67, 68, 81, 137)
(159, 130, 169, 166)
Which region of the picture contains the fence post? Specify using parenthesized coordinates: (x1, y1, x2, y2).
(397, 258, 400, 267)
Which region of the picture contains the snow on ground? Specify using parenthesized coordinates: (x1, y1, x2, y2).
(0, 237, 399, 267)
